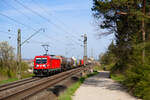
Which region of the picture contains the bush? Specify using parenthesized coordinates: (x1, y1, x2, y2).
(93, 65, 103, 71)
(0, 61, 29, 80)
(123, 62, 150, 99)
(143, 88, 150, 100)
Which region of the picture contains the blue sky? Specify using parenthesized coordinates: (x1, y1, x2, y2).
(0, 0, 114, 59)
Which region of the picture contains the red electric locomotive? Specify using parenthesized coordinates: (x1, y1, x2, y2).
(34, 55, 61, 76)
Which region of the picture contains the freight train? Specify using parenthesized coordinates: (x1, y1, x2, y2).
(33, 55, 84, 76)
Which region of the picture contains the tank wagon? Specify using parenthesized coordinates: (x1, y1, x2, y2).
(33, 55, 84, 76)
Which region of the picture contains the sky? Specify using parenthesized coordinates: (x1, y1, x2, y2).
(0, 0, 114, 59)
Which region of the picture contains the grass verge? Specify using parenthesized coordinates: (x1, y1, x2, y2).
(110, 73, 125, 83)
(0, 78, 18, 85)
(58, 71, 98, 100)
(0, 73, 34, 85)
(93, 65, 103, 71)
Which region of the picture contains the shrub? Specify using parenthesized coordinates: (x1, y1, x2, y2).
(123, 62, 150, 99)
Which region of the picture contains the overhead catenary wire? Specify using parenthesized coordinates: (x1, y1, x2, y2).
(0, 0, 82, 55)
(0, 13, 36, 31)
(0, 13, 47, 45)
(1, 0, 70, 45)
(2, 0, 80, 41)
(30, 0, 81, 39)
(1, 0, 31, 21)
(0, 30, 29, 40)
(0, 12, 69, 47)
(2, 0, 63, 34)
(1, 0, 58, 34)
(14, 0, 81, 45)
(14, 0, 66, 32)
(0, 30, 16, 36)
(42, 33, 66, 46)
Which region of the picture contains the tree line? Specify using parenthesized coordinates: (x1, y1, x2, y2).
(92, 0, 150, 100)
(0, 41, 28, 80)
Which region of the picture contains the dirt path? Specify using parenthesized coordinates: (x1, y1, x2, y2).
(73, 71, 141, 100)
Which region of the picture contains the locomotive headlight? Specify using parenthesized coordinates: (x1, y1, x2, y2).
(36, 65, 39, 67)
(43, 65, 47, 67)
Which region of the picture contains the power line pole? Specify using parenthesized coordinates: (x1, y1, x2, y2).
(17, 29, 21, 79)
(16, 28, 44, 79)
(83, 34, 87, 65)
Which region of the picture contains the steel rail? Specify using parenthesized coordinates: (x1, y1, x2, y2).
(23, 68, 82, 100)
(0, 77, 33, 88)
(0, 77, 40, 92)
(0, 67, 84, 100)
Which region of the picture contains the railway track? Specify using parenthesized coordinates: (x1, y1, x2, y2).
(0, 77, 40, 92)
(0, 67, 85, 100)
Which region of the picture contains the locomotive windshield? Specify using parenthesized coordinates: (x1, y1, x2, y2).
(36, 58, 47, 64)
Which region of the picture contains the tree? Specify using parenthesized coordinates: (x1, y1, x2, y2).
(100, 41, 116, 65)
(0, 41, 15, 69)
(0, 42, 14, 60)
(92, 0, 150, 70)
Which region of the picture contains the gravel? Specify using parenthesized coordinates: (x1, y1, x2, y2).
(73, 71, 141, 100)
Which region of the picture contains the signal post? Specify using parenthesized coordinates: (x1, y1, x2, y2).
(83, 34, 87, 66)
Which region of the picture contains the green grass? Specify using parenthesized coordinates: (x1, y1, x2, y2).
(58, 80, 82, 100)
(21, 73, 34, 79)
(110, 74, 125, 83)
(93, 65, 103, 71)
(0, 73, 34, 85)
(58, 71, 99, 100)
(0, 78, 18, 85)
(95, 63, 115, 71)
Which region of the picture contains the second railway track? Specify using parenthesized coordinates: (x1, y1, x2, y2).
(0, 77, 40, 92)
(0, 67, 85, 100)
